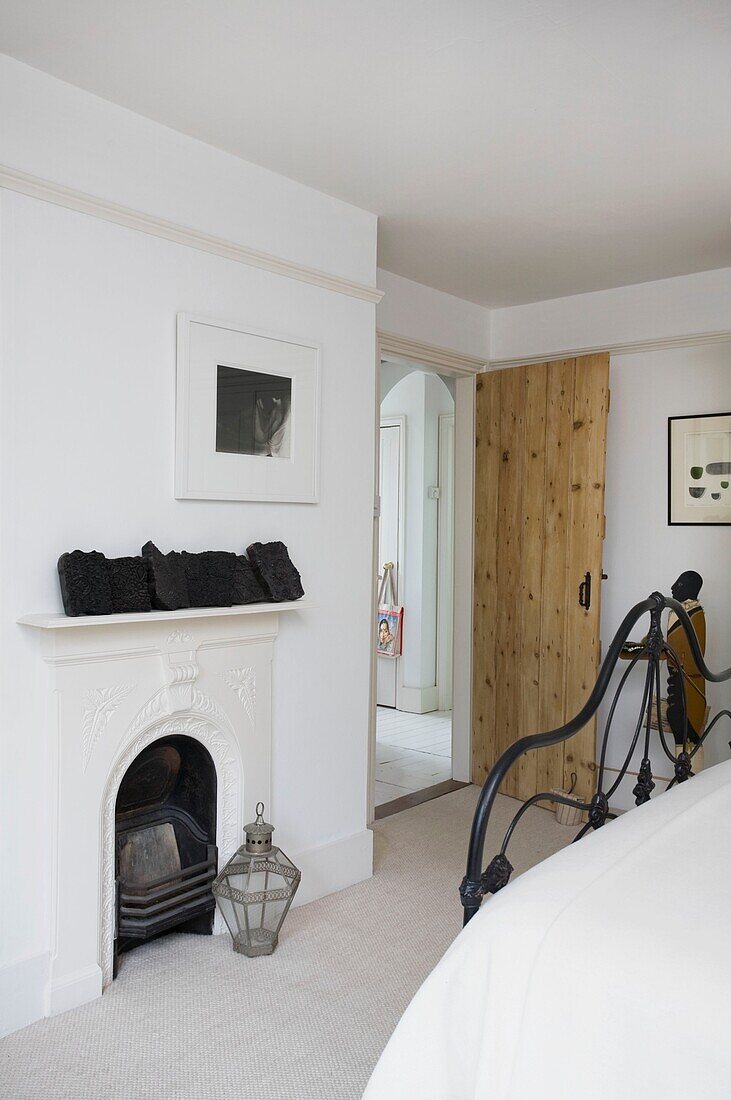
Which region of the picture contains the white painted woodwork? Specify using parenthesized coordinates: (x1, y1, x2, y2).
(450, 374, 476, 784)
(372, 335, 475, 802)
(18, 601, 313, 631)
(375, 325, 483, 378)
(20, 607, 283, 1011)
(376, 421, 403, 709)
(0, 55, 377, 289)
(436, 414, 455, 714)
(380, 373, 453, 709)
(489, 268, 731, 366)
(0, 164, 382, 305)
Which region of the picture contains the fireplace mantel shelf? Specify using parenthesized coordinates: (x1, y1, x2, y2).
(18, 599, 314, 630)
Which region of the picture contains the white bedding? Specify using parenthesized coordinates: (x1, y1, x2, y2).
(364, 760, 731, 1099)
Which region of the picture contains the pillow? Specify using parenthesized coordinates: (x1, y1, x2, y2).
(141, 541, 190, 611)
(107, 556, 152, 614)
(246, 542, 304, 602)
(231, 555, 269, 605)
(181, 551, 237, 608)
(57, 550, 113, 616)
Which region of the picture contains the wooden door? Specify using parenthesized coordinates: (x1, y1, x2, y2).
(472, 354, 609, 803)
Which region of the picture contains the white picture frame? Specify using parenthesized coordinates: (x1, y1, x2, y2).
(175, 313, 320, 502)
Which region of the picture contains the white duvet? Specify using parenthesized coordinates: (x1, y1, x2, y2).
(364, 760, 731, 1099)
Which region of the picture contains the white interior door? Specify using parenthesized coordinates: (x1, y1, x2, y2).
(377, 422, 402, 708)
(437, 413, 455, 712)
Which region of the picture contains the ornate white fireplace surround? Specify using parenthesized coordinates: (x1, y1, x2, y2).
(20, 601, 309, 1016)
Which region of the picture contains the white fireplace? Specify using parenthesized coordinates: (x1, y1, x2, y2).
(20, 601, 308, 1016)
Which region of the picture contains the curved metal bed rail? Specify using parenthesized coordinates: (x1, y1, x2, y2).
(460, 591, 731, 925)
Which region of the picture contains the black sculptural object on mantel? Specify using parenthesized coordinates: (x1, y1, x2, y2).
(57, 541, 303, 617)
(57, 551, 112, 617)
(141, 542, 190, 611)
(247, 541, 305, 602)
(232, 555, 268, 604)
(58, 551, 152, 617)
(181, 550, 237, 609)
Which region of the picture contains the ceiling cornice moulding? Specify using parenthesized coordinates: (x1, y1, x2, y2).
(377, 330, 487, 375)
(488, 329, 731, 368)
(0, 164, 384, 304)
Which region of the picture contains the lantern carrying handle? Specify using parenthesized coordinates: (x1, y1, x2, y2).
(255, 802, 265, 822)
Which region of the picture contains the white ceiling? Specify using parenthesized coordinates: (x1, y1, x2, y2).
(2, 1, 730, 307)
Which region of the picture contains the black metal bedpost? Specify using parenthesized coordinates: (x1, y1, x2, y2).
(461, 594, 663, 926)
(461, 590, 731, 926)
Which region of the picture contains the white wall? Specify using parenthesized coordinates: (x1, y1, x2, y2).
(377, 268, 490, 361)
(490, 267, 731, 363)
(0, 54, 376, 285)
(0, 58, 378, 1034)
(598, 343, 731, 808)
(381, 371, 453, 710)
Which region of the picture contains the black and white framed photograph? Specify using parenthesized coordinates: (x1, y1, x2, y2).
(668, 411, 731, 526)
(175, 314, 320, 502)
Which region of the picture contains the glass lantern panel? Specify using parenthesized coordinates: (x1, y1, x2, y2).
(215, 894, 241, 938)
(245, 897, 289, 932)
(244, 902, 263, 931)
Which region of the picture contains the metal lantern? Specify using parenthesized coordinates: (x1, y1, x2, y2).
(212, 803, 300, 956)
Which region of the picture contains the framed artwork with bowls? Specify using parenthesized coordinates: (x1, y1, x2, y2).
(668, 411, 731, 526)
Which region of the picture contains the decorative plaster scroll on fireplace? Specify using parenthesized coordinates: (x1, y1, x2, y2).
(125, 681, 237, 745)
(164, 642, 206, 715)
(167, 629, 193, 644)
(222, 667, 257, 726)
(80, 649, 235, 772)
(81, 684, 134, 772)
(100, 712, 241, 990)
(190, 689, 237, 738)
(126, 687, 168, 740)
(167, 647, 199, 684)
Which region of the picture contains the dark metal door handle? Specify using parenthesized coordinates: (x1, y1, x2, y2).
(579, 571, 592, 610)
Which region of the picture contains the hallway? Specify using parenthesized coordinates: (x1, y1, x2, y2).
(375, 707, 451, 806)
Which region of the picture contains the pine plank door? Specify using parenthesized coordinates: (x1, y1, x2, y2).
(472, 354, 609, 803)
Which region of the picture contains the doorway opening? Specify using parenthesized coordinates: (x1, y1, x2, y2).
(374, 360, 462, 816)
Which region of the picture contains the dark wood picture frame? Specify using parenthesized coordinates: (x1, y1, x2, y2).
(668, 411, 731, 526)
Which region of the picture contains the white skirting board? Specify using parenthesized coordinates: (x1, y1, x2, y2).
(2, 829, 373, 1034)
(396, 685, 439, 715)
(0, 952, 49, 1038)
(290, 827, 374, 907)
(47, 963, 102, 1019)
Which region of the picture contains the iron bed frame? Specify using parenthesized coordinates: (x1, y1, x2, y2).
(460, 591, 731, 925)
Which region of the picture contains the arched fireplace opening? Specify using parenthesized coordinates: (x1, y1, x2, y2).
(114, 736, 218, 976)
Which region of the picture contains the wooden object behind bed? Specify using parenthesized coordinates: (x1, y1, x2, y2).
(472, 353, 609, 804)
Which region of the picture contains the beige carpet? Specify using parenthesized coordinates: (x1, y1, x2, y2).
(0, 787, 571, 1100)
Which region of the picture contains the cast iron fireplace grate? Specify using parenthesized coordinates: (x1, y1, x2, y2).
(114, 737, 217, 975)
